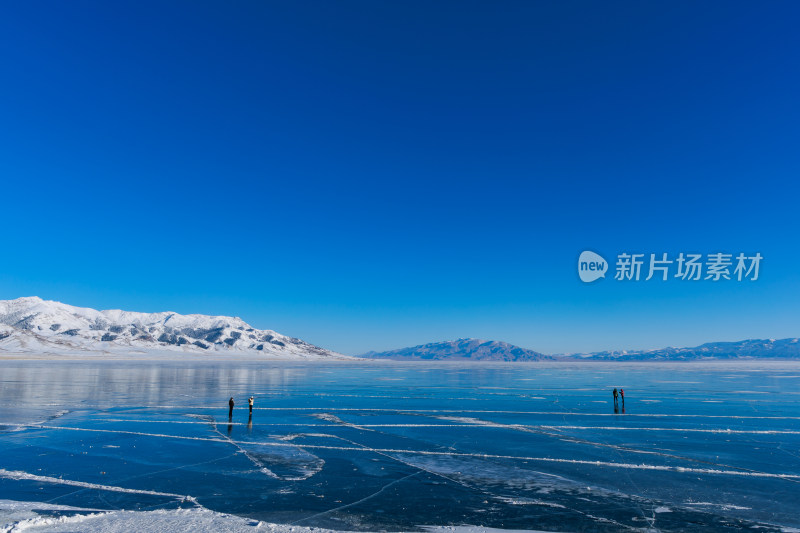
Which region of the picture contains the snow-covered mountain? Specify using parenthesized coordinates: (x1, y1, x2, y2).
(358, 338, 551, 361)
(0, 297, 343, 359)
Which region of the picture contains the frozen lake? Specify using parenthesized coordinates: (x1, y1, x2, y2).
(1, 360, 799, 532)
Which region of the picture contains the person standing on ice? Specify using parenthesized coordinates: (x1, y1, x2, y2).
(620, 388, 624, 408)
(248, 396, 254, 414)
(228, 397, 235, 419)
(612, 388, 618, 407)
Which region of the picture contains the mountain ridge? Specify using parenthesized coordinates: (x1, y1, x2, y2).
(358, 338, 550, 361)
(557, 337, 800, 361)
(0, 296, 344, 359)
(358, 337, 800, 361)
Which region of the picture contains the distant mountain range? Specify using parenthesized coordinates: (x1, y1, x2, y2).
(0, 297, 343, 359)
(358, 339, 550, 361)
(558, 338, 800, 361)
(358, 338, 800, 362)
(3, 297, 799, 362)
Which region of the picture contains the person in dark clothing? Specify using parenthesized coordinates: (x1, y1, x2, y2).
(228, 397, 235, 419)
(612, 388, 618, 407)
(248, 396, 254, 414)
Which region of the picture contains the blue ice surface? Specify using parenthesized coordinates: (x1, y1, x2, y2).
(1, 359, 799, 532)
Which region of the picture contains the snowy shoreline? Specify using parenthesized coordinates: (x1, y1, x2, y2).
(0, 351, 352, 362)
(0, 501, 559, 533)
(3, 352, 800, 368)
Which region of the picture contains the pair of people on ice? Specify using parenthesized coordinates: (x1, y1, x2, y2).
(612, 388, 624, 407)
(228, 396, 255, 418)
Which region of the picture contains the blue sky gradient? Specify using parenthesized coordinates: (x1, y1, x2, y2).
(2, 1, 799, 354)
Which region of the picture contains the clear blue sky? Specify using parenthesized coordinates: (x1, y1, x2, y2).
(2, 1, 799, 355)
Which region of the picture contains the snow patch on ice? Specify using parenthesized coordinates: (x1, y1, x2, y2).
(2, 503, 571, 533)
(1, 506, 342, 533)
(684, 501, 752, 511)
(0, 500, 105, 531)
(494, 497, 566, 509)
(421, 527, 562, 533)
